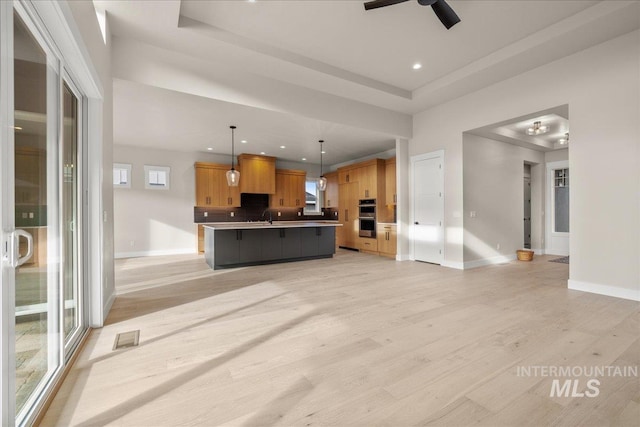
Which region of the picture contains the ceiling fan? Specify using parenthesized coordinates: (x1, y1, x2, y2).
(364, 0, 461, 30)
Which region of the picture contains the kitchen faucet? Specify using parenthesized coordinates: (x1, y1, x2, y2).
(261, 209, 273, 224)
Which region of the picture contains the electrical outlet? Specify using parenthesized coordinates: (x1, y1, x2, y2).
(230, 211, 235, 218)
(29, 212, 34, 219)
(321, 211, 325, 216)
(470, 211, 477, 218)
(130, 240, 135, 247)
(297, 211, 301, 217)
(204, 212, 208, 217)
(277, 211, 281, 217)
(496, 243, 500, 250)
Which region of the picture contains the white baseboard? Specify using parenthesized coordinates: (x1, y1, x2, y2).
(545, 248, 569, 256)
(396, 254, 411, 261)
(104, 291, 116, 323)
(441, 260, 464, 270)
(464, 254, 517, 270)
(115, 248, 198, 259)
(568, 279, 640, 302)
(531, 248, 545, 255)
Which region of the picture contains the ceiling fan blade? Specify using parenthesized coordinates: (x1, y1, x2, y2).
(364, 0, 410, 11)
(431, 0, 461, 29)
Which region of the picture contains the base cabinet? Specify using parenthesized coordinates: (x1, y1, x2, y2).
(357, 237, 378, 253)
(206, 226, 337, 269)
(377, 224, 397, 258)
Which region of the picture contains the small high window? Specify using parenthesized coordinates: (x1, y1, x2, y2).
(113, 163, 131, 188)
(144, 165, 170, 190)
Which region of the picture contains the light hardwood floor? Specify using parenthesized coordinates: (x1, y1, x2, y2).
(41, 251, 639, 426)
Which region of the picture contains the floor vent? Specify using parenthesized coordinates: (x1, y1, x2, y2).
(113, 330, 140, 350)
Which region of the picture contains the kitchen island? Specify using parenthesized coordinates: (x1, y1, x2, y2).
(203, 221, 341, 270)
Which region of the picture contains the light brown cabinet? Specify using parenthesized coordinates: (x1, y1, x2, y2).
(357, 160, 385, 199)
(338, 167, 359, 185)
(357, 237, 378, 253)
(195, 162, 240, 207)
(197, 224, 205, 253)
(270, 169, 306, 208)
(338, 159, 385, 201)
(324, 171, 339, 208)
(337, 182, 359, 249)
(15, 147, 46, 205)
(238, 153, 276, 194)
(385, 157, 396, 206)
(377, 223, 397, 258)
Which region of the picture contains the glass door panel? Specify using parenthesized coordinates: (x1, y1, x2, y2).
(62, 82, 80, 346)
(13, 10, 59, 418)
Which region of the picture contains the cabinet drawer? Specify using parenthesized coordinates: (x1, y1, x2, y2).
(358, 238, 378, 252)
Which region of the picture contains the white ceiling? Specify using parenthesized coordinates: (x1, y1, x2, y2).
(467, 105, 570, 152)
(113, 79, 396, 164)
(95, 0, 639, 163)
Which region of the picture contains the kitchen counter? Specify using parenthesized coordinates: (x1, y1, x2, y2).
(203, 221, 341, 270)
(202, 220, 341, 230)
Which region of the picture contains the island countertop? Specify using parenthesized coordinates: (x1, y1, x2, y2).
(203, 221, 340, 270)
(202, 221, 342, 230)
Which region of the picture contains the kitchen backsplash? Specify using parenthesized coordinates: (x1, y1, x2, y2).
(194, 206, 339, 223)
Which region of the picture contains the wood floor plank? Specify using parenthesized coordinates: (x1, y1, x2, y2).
(40, 251, 639, 426)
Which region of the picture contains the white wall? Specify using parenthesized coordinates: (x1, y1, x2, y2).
(545, 148, 568, 163)
(65, 0, 115, 323)
(411, 30, 639, 300)
(462, 134, 544, 267)
(113, 145, 318, 257)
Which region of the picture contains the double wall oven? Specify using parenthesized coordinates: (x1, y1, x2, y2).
(358, 199, 376, 238)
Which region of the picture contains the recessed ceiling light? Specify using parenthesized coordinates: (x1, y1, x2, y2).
(280, 145, 286, 149)
(207, 147, 213, 151)
(11, 126, 22, 130)
(412, 63, 422, 70)
(260, 151, 266, 155)
(321, 150, 326, 154)
(302, 158, 307, 161)
(241, 140, 247, 144)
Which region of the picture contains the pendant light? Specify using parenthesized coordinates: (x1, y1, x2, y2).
(226, 125, 240, 186)
(317, 140, 327, 191)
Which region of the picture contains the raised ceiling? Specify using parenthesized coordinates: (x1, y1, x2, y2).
(95, 0, 639, 162)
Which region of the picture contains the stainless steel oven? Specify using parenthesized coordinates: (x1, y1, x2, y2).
(358, 199, 376, 238)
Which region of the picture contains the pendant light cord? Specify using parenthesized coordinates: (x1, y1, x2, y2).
(230, 125, 236, 170)
(319, 139, 324, 177)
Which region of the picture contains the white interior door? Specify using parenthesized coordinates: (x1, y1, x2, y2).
(412, 151, 444, 264)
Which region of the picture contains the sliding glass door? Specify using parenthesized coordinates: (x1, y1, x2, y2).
(1, 3, 87, 425)
(13, 9, 60, 420)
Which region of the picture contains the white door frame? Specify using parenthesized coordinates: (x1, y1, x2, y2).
(1, 0, 17, 423)
(410, 150, 445, 264)
(546, 160, 570, 256)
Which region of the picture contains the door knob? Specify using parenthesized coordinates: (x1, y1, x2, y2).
(414, 221, 419, 225)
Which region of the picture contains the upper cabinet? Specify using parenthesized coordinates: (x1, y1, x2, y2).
(195, 162, 240, 207)
(238, 153, 276, 194)
(15, 147, 46, 205)
(357, 160, 385, 199)
(338, 159, 385, 201)
(323, 171, 339, 208)
(338, 167, 359, 185)
(271, 169, 306, 208)
(385, 157, 396, 206)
